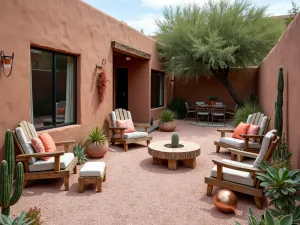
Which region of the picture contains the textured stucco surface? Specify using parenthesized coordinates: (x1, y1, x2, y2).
(0, 0, 162, 159)
(11, 121, 260, 225)
(258, 14, 300, 169)
(173, 68, 258, 107)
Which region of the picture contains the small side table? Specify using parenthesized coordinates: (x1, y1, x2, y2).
(78, 162, 106, 193)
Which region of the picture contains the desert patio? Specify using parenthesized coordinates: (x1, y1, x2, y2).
(11, 121, 260, 225)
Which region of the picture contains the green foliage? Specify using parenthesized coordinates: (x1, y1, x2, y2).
(159, 110, 176, 122)
(73, 144, 88, 165)
(167, 98, 186, 118)
(235, 208, 293, 225)
(85, 127, 107, 145)
(256, 165, 300, 224)
(209, 96, 218, 101)
(233, 101, 261, 126)
(286, 1, 300, 26)
(25, 208, 42, 225)
(0, 211, 34, 225)
(271, 135, 292, 168)
(0, 130, 24, 216)
(156, 0, 285, 105)
(171, 133, 179, 147)
(244, 90, 258, 104)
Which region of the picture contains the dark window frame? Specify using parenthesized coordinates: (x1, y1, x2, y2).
(31, 47, 77, 131)
(151, 70, 165, 109)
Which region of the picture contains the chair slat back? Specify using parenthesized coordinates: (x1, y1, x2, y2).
(115, 108, 130, 120)
(19, 121, 37, 142)
(12, 131, 25, 155)
(248, 112, 264, 125)
(185, 102, 189, 110)
(197, 105, 209, 112)
(211, 105, 226, 113)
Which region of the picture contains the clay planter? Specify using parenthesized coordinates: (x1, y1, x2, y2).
(209, 100, 216, 105)
(158, 121, 176, 132)
(85, 141, 108, 158)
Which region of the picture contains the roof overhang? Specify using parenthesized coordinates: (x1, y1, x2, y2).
(111, 41, 151, 60)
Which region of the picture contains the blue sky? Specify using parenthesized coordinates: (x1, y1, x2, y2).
(85, 0, 300, 35)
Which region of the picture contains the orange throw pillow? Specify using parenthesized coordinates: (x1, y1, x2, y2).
(232, 122, 250, 140)
(116, 119, 136, 133)
(39, 133, 57, 154)
(31, 137, 49, 161)
(247, 124, 260, 142)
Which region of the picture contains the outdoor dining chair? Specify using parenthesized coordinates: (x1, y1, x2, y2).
(185, 102, 197, 120)
(196, 101, 205, 106)
(196, 105, 210, 124)
(211, 105, 226, 125)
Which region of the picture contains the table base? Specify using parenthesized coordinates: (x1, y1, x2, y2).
(152, 157, 196, 170)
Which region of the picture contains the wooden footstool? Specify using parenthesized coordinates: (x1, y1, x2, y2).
(78, 162, 106, 193)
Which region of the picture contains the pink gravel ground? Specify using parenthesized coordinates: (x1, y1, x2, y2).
(11, 120, 262, 225)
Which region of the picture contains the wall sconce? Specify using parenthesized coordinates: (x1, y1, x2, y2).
(0, 51, 14, 77)
(126, 57, 131, 61)
(96, 58, 106, 73)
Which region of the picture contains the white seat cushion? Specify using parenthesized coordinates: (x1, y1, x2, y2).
(29, 153, 74, 172)
(15, 127, 36, 164)
(212, 113, 225, 116)
(198, 112, 209, 115)
(114, 131, 148, 139)
(211, 159, 254, 186)
(79, 162, 106, 177)
(220, 137, 261, 149)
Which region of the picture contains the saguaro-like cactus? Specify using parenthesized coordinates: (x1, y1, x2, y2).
(274, 66, 284, 139)
(0, 130, 24, 216)
(171, 133, 179, 147)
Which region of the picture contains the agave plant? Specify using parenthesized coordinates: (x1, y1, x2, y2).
(235, 208, 293, 225)
(159, 110, 176, 123)
(73, 144, 88, 165)
(0, 211, 34, 225)
(85, 126, 107, 145)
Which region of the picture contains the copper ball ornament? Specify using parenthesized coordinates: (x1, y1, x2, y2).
(213, 189, 237, 213)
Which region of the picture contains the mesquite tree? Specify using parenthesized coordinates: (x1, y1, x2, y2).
(156, 0, 285, 106)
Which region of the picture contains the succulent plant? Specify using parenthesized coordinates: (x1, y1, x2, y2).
(171, 133, 179, 147)
(73, 144, 88, 165)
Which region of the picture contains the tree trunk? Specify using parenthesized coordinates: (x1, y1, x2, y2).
(212, 69, 242, 106)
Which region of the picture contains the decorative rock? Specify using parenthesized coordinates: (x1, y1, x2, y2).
(213, 189, 237, 213)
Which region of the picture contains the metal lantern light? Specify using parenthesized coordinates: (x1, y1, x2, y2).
(0, 51, 14, 77)
(96, 58, 106, 74)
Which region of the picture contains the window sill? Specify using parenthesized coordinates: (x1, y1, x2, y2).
(151, 106, 166, 110)
(36, 123, 81, 132)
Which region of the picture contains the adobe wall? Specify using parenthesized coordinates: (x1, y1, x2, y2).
(0, 0, 161, 158)
(258, 13, 300, 169)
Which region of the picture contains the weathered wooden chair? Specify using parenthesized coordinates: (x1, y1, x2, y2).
(205, 130, 279, 209)
(211, 105, 226, 126)
(109, 108, 152, 151)
(196, 104, 210, 124)
(214, 112, 271, 157)
(12, 121, 78, 190)
(185, 102, 197, 120)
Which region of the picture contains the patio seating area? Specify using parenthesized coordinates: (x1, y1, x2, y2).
(10, 121, 261, 224)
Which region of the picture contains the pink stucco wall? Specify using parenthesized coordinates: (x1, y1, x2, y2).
(0, 0, 162, 158)
(258, 14, 300, 169)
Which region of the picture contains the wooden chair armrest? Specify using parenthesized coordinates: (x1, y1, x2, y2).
(134, 124, 149, 128)
(212, 160, 263, 174)
(239, 134, 264, 139)
(109, 127, 126, 131)
(16, 151, 65, 160)
(109, 127, 125, 139)
(228, 148, 259, 159)
(55, 140, 76, 146)
(217, 129, 234, 133)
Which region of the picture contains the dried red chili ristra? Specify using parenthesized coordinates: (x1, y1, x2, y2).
(97, 70, 109, 104)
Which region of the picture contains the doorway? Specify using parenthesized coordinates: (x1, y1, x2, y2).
(115, 68, 128, 110)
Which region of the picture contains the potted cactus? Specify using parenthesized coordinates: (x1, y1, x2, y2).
(171, 133, 179, 147)
(158, 110, 177, 132)
(85, 126, 108, 158)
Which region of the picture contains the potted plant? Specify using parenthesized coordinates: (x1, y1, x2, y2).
(85, 126, 108, 158)
(158, 110, 177, 132)
(209, 96, 218, 105)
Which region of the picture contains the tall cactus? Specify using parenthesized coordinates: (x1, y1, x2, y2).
(171, 133, 179, 147)
(274, 66, 284, 139)
(0, 130, 24, 216)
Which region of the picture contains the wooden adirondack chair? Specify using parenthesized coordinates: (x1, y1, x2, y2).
(205, 130, 279, 209)
(12, 121, 78, 190)
(214, 112, 271, 157)
(109, 108, 152, 151)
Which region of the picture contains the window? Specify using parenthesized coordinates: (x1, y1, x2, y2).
(30, 48, 77, 130)
(151, 70, 164, 108)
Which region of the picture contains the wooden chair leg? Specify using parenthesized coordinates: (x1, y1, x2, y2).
(64, 176, 69, 191)
(111, 141, 115, 145)
(103, 170, 106, 182)
(185, 112, 188, 121)
(146, 140, 150, 146)
(254, 197, 263, 209)
(124, 143, 128, 151)
(207, 184, 213, 196)
(216, 145, 220, 153)
(96, 177, 102, 192)
(78, 177, 84, 193)
(73, 165, 77, 174)
(23, 179, 28, 188)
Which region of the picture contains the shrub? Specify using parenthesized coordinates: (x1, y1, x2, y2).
(73, 144, 88, 165)
(1, 211, 34, 225)
(233, 101, 261, 127)
(167, 98, 186, 118)
(85, 127, 107, 145)
(159, 110, 176, 122)
(25, 207, 42, 225)
(209, 96, 218, 101)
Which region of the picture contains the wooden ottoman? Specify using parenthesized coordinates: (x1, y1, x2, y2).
(78, 162, 106, 193)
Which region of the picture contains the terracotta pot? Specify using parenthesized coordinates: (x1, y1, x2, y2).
(85, 141, 108, 158)
(158, 121, 176, 132)
(209, 100, 216, 105)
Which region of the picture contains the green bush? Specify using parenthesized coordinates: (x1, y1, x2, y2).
(159, 110, 176, 122)
(25, 207, 42, 225)
(73, 144, 88, 165)
(85, 127, 107, 145)
(233, 101, 262, 127)
(167, 98, 186, 118)
(1, 211, 34, 225)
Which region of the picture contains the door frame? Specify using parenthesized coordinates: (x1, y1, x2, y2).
(113, 68, 128, 110)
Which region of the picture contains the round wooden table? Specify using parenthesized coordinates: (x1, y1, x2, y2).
(148, 141, 201, 170)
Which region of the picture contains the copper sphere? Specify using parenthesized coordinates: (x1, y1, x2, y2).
(213, 189, 237, 213)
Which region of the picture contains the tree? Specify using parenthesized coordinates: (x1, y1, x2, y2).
(156, 0, 285, 106)
(286, 1, 299, 26)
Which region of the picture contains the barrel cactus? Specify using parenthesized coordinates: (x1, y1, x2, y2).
(171, 133, 179, 147)
(0, 129, 24, 216)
